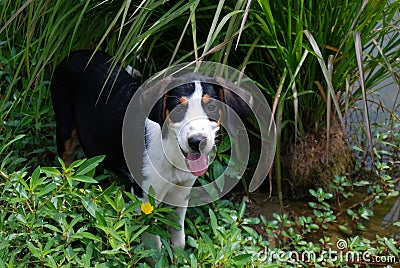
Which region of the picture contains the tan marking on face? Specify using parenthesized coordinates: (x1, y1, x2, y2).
(162, 95, 168, 120)
(161, 94, 169, 120)
(202, 94, 210, 104)
(216, 109, 222, 127)
(179, 96, 188, 106)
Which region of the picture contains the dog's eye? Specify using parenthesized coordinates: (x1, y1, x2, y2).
(174, 106, 184, 113)
(207, 104, 217, 111)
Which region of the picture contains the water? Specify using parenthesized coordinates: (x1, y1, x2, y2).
(363, 184, 400, 240)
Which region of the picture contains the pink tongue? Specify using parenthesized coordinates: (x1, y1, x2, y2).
(186, 153, 208, 176)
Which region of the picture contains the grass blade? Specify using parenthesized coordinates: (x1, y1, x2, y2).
(304, 30, 343, 126)
(235, 0, 252, 50)
(353, 31, 375, 170)
(202, 0, 225, 56)
(335, 0, 369, 59)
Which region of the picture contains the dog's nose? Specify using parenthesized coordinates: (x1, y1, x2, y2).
(188, 135, 207, 152)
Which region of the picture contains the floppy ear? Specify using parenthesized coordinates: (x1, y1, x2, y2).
(223, 88, 253, 119)
(139, 76, 173, 127)
(215, 77, 253, 138)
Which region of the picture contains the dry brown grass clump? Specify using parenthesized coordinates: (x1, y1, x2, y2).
(283, 121, 354, 198)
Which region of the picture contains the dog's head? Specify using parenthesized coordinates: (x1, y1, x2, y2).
(146, 77, 252, 177)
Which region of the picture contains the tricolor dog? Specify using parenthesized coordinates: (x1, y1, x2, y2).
(51, 50, 252, 249)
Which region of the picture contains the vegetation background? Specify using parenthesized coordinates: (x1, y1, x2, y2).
(0, 0, 399, 267)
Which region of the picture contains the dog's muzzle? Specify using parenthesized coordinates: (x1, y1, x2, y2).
(184, 134, 210, 176)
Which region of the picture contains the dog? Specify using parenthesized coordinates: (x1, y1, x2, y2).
(50, 50, 252, 250)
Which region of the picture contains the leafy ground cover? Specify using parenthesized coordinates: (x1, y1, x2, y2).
(0, 139, 398, 267)
(0, 0, 399, 267)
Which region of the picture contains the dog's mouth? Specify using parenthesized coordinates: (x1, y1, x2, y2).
(183, 152, 208, 177)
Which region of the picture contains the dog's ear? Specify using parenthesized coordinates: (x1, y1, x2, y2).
(222, 88, 253, 118)
(216, 77, 253, 138)
(139, 76, 173, 127)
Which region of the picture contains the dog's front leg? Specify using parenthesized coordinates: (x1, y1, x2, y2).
(163, 184, 192, 249)
(168, 206, 187, 249)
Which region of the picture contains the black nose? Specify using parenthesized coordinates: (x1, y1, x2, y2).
(188, 135, 207, 152)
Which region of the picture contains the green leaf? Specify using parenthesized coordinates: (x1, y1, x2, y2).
(105, 227, 124, 244)
(65, 174, 74, 188)
(232, 253, 252, 264)
(68, 159, 86, 170)
(212, 161, 225, 192)
(208, 208, 218, 234)
(353, 180, 371, 187)
(104, 195, 117, 212)
(81, 197, 98, 218)
(57, 157, 66, 171)
(69, 215, 84, 230)
(71, 232, 102, 242)
(338, 224, 352, 235)
(83, 242, 93, 268)
(238, 200, 246, 220)
(115, 190, 124, 212)
(128, 225, 149, 243)
(125, 191, 139, 202)
(200, 231, 216, 260)
(72, 175, 98, 184)
(17, 175, 29, 191)
(309, 189, 317, 197)
(217, 135, 231, 153)
(242, 226, 258, 238)
(95, 211, 108, 228)
(26, 241, 41, 259)
(157, 217, 181, 230)
(242, 217, 260, 225)
(41, 167, 62, 177)
(347, 209, 357, 218)
(353, 145, 364, 152)
(0, 134, 25, 156)
(187, 236, 198, 249)
(148, 186, 156, 207)
(113, 219, 126, 231)
(313, 209, 323, 218)
(384, 238, 398, 258)
(308, 202, 317, 209)
(44, 224, 62, 234)
(190, 253, 198, 267)
(30, 166, 41, 189)
(36, 184, 56, 197)
(76, 155, 105, 176)
(46, 255, 57, 268)
(43, 239, 55, 255)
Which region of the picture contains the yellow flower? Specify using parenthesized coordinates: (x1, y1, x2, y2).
(141, 202, 154, 215)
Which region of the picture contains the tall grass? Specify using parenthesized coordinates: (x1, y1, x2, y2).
(1, 0, 399, 194)
(241, 0, 399, 198)
(0, 0, 250, 171)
